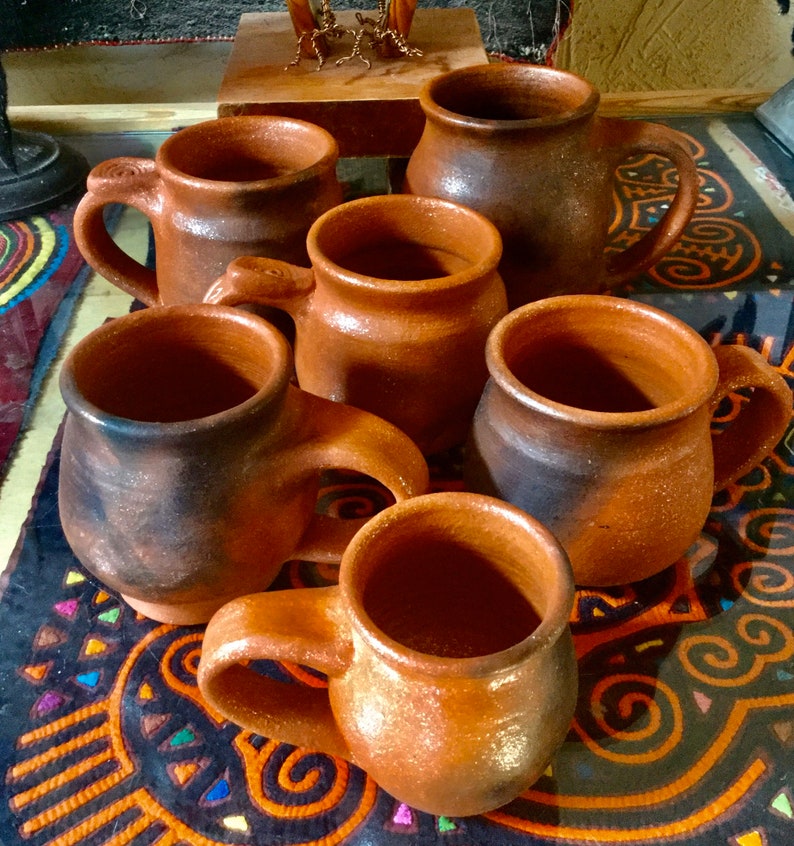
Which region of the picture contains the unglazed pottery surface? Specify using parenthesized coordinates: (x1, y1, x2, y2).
(73, 115, 343, 306)
(465, 295, 792, 586)
(404, 64, 700, 308)
(57, 304, 429, 625)
(197, 491, 578, 817)
(205, 193, 508, 455)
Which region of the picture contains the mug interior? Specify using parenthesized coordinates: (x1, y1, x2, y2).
(69, 307, 287, 423)
(428, 65, 597, 123)
(348, 495, 568, 660)
(313, 196, 495, 282)
(163, 117, 332, 183)
(497, 298, 713, 415)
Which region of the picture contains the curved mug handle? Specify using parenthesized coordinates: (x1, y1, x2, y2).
(708, 344, 791, 491)
(600, 119, 700, 287)
(198, 588, 354, 758)
(289, 388, 430, 562)
(73, 157, 163, 306)
(198, 389, 430, 756)
(204, 255, 315, 319)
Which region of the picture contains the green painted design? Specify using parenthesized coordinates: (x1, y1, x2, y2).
(98, 608, 120, 624)
(170, 728, 196, 747)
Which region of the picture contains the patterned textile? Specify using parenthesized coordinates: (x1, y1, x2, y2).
(0, 203, 119, 477)
(0, 115, 793, 845)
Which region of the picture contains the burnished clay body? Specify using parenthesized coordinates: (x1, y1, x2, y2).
(465, 295, 792, 586)
(73, 116, 342, 306)
(198, 492, 577, 817)
(205, 194, 508, 455)
(404, 64, 700, 308)
(58, 304, 428, 625)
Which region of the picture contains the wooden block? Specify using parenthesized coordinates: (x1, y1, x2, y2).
(217, 9, 489, 157)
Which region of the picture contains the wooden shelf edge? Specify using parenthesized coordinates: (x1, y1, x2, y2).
(8, 102, 219, 135)
(598, 88, 773, 116)
(7, 88, 771, 138)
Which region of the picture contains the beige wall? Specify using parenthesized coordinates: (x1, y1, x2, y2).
(555, 0, 794, 92)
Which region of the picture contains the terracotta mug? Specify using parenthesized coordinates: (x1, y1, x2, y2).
(73, 115, 343, 306)
(404, 64, 700, 308)
(465, 295, 792, 586)
(198, 491, 577, 817)
(58, 304, 429, 625)
(204, 194, 508, 455)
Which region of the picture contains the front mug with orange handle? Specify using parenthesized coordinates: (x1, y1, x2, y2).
(197, 492, 578, 817)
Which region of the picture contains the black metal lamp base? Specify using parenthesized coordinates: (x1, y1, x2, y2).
(0, 130, 89, 222)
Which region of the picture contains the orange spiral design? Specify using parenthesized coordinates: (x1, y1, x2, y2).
(739, 507, 794, 555)
(692, 169, 733, 214)
(678, 613, 794, 686)
(235, 733, 378, 835)
(647, 218, 762, 289)
(572, 674, 684, 764)
(161, 632, 228, 725)
(732, 560, 794, 607)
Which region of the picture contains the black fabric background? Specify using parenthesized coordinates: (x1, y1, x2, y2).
(0, 0, 570, 61)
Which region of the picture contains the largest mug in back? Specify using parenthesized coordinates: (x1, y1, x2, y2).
(404, 64, 700, 308)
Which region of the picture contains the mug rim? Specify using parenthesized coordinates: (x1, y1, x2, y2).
(60, 303, 293, 438)
(156, 115, 340, 190)
(485, 294, 719, 428)
(420, 63, 600, 131)
(306, 194, 504, 294)
(339, 491, 575, 677)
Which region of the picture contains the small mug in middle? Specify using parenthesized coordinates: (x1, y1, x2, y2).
(205, 193, 508, 455)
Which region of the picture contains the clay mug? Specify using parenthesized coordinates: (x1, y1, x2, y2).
(404, 64, 700, 308)
(73, 115, 343, 306)
(204, 194, 508, 455)
(198, 491, 577, 817)
(465, 295, 792, 586)
(58, 303, 429, 626)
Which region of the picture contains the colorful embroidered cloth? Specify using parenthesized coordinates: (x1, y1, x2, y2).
(0, 203, 119, 477)
(0, 114, 793, 846)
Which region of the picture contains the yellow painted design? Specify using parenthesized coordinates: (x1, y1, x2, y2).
(222, 815, 249, 832)
(0, 218, 56, 307)
(65, 570, 86, 585)
(85, 639, 107, 656)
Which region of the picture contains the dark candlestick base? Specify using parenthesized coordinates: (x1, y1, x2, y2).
(0, 130, 89, 222)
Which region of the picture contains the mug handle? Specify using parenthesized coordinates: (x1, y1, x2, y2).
(197, 588, 354, 758)
(290, 390, 430, 562)
(599, 119, 700, 287)
(709, 345, 791, 491)
(73, 157, 163, 306)
(204, 255, 315, 318)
